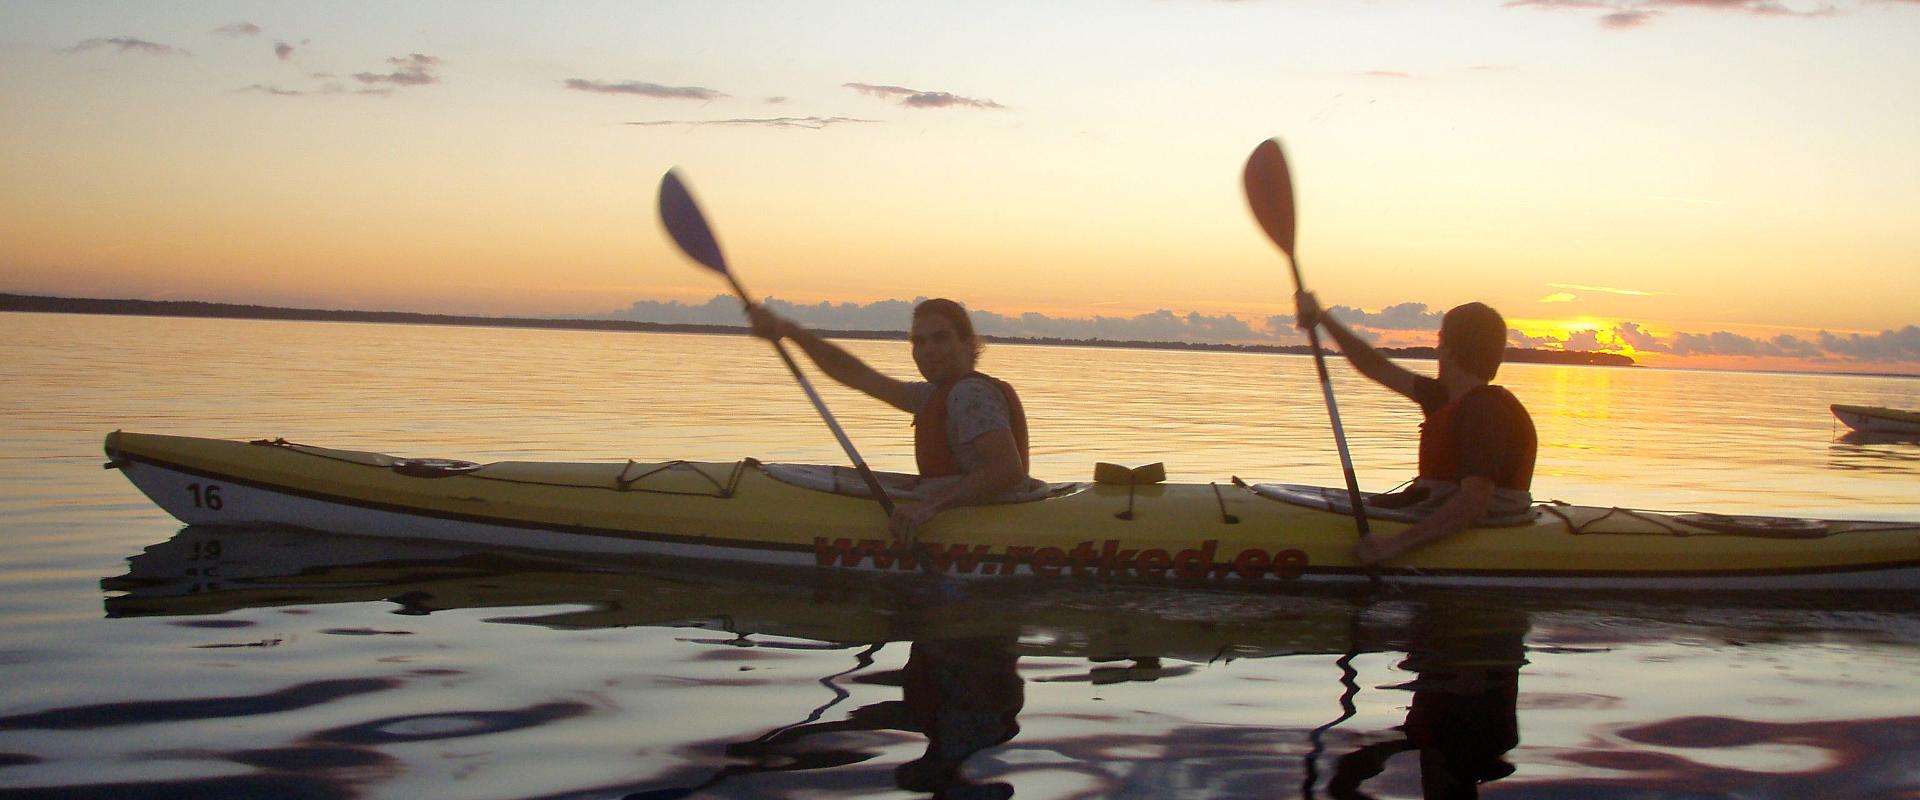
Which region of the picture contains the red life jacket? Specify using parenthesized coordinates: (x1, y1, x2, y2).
(914, 373, 1030, 478)
(1417, 385, 1535, 491)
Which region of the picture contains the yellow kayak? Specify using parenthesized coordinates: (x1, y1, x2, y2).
(104, 431, 1920, 591)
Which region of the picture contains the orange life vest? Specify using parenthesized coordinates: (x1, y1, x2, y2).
(914, 373, 1030, 478)
(1417, 385, 1535, 491)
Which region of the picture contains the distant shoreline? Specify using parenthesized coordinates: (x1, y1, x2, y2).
(5, 291, 1641, 367)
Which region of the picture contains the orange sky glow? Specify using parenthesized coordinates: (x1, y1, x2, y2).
(3, 2, 1917, 375)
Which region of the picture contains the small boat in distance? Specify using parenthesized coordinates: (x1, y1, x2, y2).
(1831, 404, 1920, 436)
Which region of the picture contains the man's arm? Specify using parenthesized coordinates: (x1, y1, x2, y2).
(1354, 475, 1494, 565)
(1296, 291, 1422, 402)
(748, 305, 914, 412)
(889, 429, 1026, 541)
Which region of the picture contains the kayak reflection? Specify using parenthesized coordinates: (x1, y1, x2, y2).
(1324, 600, 1527, 799)
(101, 525, 1386, 661)
(101, 526, 1920, 797)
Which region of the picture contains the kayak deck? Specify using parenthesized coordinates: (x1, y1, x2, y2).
(1832, 403, 1920, 435)
(104, 431, 1920, 591)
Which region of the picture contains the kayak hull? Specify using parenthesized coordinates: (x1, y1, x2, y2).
(1832, 404, 1920, 435)
(104, 432, 1920, 591)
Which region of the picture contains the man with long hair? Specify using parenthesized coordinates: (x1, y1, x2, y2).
(749, 298, 1031, 542)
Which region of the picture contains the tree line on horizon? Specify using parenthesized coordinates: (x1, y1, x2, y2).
(0, 292, 1637, 367)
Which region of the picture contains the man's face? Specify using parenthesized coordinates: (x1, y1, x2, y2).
(910, 314, 970, 383)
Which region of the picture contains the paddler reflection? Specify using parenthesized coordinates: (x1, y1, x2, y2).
(893, 637, 1025, 798)
(666, 635, 1025, 800)
(1324, 600, 1527, 799)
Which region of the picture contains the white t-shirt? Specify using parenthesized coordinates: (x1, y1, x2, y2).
(904, 377, 1012, 473)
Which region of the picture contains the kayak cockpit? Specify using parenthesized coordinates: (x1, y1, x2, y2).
(757, 461, 1087, 504)
(1240, 480, 1541, 527)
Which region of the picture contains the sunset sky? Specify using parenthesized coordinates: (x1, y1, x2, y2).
(3, 1, 1917, 373)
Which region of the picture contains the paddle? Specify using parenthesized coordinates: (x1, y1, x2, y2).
(656, 170, 941, 574)
(1243, 139, 1374, 549)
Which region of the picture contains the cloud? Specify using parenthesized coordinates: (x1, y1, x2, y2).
(844, 83, 1004, 110)
(238, 82, 368, 97)
(1359, 70, 1417, 79)
(1548, 282, 1666, 296)
(597, 295, 1920, 367)
(1564, 329, 1607, 351)
(1539, 292, 1578, 303)
(1509, 0, 1851, 27)
(1670, 330, 1776, 356)
(600, 296, 1301, 344)
(352, 54, 440, 87)
(1509, 328, 1561, 349)
(563, 79, 726, 101)
(1327, 302, 1446, 331)
(63, 37, 188, 56)
(975, 308, 1267, 343)
(1817, 325, 1920, 362)
(1770, 333, 1824, 358)
(1654, 0, 1837, 16)
(214, 22, 262, 37)
(626, 116, 876, 130)
(1578, 321, 1919, 365)
(240, 84, 330, 97)
(274, 41, 296, 61)
(1602, 10, 1661, 27)
(1613, 321, 1665, 352)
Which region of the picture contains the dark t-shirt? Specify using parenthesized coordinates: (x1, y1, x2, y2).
(1411, 376, 1536, 491)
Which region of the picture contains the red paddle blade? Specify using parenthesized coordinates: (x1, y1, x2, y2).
(1243, 138, 1297, 258)
(658, 169, 729, 275)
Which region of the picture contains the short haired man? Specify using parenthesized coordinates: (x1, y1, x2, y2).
(1295, 293, 1537, 565)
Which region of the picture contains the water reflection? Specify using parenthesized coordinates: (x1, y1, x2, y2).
(1827, 432, 1920, 482)
(640, 637, 1026, 800)
(1323, 601, 1526, 799)
(94, 526, 1920, 798)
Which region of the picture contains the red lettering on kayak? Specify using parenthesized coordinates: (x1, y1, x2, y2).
(814, 537, 865, 568)
(1137, 548, 1171, 578)
(1233, 548, 1271, 579)
(1097, 539, 1138, 578)
(818, 536, 1308, 580)
(1174, 540, 1219, 579)
(921, 542, 991, 574)
(1003, 546, 1035, 576)
(1033, 546, 1067, 577)
(1274, 548, 1309, 580)
(1068, 541, 1097, 577)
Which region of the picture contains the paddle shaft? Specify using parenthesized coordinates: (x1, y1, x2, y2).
(720, 271, 897, 516)
(1296, 289, 1371, 537)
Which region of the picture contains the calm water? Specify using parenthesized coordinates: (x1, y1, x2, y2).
(3, 311, 1919, 799)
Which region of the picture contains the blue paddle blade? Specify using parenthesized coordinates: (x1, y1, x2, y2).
(658, 170, 729, 275)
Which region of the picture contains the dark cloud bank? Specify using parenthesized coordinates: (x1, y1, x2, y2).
(62, 37, 188, 56)
(601, 295, 1919, 367)
(1508, 0, 1852, 29)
